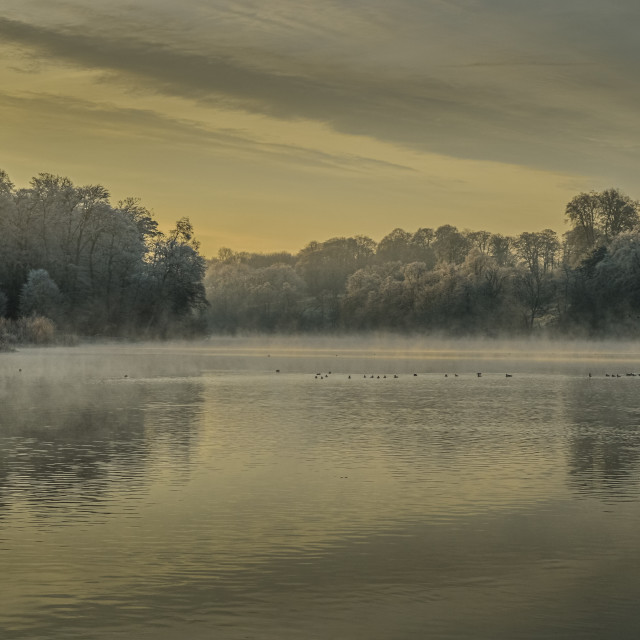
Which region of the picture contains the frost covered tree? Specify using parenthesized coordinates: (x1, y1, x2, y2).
(513, 230, 560, 329)
(139, 217, 207, 333)
(565, 189, 639, 262)
(0, 170, 207, 337)
(19, 269, 62, 319)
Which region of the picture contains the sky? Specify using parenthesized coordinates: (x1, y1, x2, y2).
(1, 0, 639, 257)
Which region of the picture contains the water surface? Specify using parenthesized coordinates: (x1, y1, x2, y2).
(2, 340, 640, 639)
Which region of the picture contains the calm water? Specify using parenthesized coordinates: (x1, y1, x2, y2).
(2, 339, 640, 639)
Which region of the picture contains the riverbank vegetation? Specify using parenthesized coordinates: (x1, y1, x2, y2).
(0, 170, 206, 343)
(206, 188, 640, 337)
(1, 169, 639, 342)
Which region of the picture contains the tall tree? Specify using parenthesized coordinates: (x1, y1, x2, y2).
(376, 228, 413, 262)
(433, 225, 470, 265)
(565, 192, 600, 252)
(565, 188, 639, 262)
(296, 235, 375, 297)
(513, 230, 560, 329)
(598, 188, 639, 241)
(142, 217, 207, 332)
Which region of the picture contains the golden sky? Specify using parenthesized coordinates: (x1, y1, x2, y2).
(1, 1, 639, 257)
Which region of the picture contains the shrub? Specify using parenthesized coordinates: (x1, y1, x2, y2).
(0, 315, 56, 345)
(18, 316, 56, 344)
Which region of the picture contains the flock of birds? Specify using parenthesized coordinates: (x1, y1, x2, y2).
(301, 371, 512, 379)
(592, 372, 639, 377)
(272, 370, 639, 379)
(267, 354, 631, 380)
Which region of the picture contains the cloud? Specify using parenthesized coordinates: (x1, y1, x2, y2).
(0, 1, 639, 183)
(0, 90, 417, 176)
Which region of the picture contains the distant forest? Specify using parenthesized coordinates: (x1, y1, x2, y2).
(2, 169, 640, 342)
(207, 187, 640, 336)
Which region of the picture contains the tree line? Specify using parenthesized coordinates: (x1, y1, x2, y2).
(205, 188, 640, 336)
(0, 170, 206, 341)
(1, 168, 639, 341)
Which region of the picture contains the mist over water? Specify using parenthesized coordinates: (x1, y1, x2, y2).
(2, 338, 640, 639)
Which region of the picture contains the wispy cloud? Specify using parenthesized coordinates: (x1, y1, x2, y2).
(0, 90, 417, 176)
(1, 0, 639, 186)
(1, 0, 640, 249)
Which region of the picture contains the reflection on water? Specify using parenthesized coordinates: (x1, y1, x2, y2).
(564, 380, 640, 500)
(2, 342, 640, 639)
(0, 378, 206, 523)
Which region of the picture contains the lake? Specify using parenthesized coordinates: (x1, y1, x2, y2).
(2, 337, 640, 639)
